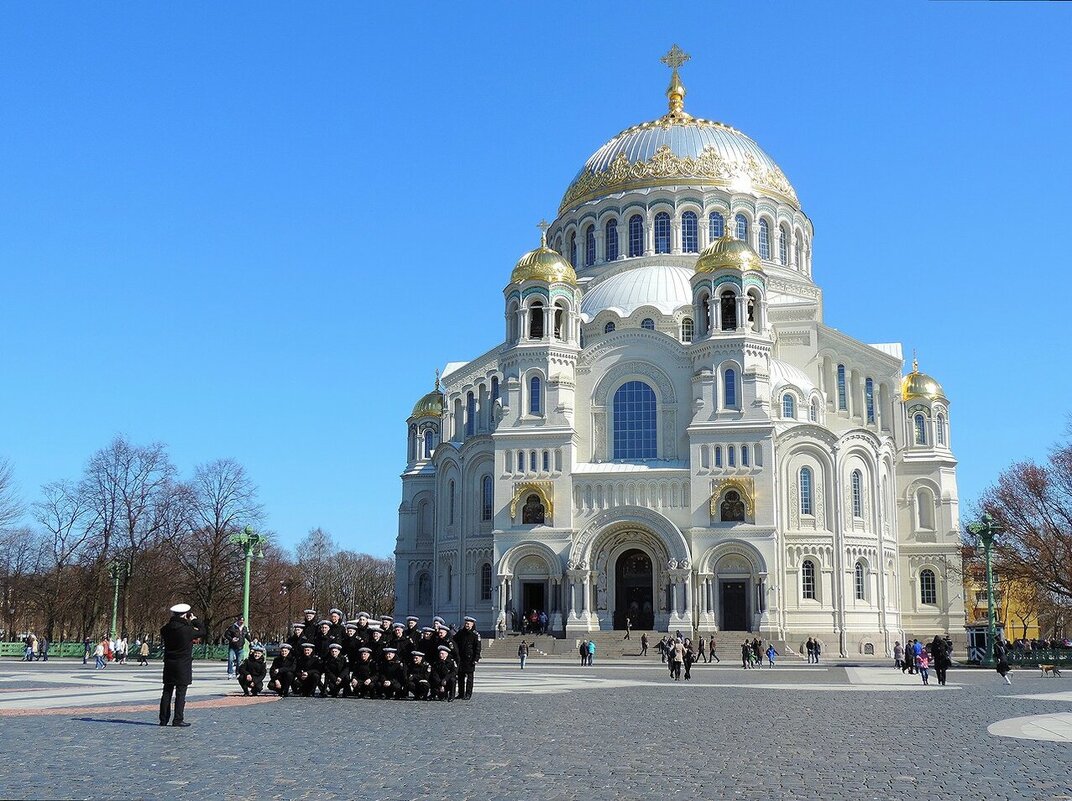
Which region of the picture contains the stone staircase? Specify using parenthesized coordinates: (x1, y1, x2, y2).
(483, 631, 805, 661)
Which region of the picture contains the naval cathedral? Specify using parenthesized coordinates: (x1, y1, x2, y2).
(395, 48, 964, 656)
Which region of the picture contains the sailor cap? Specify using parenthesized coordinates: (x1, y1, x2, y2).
(329, 608, 343, 616)
(437, 645, 451, 653)
(303, 609, 317, 615)
(279, 643, 292, 650)
(406, 616, 419, 623)
(380, 615, 394, 622)
(300, 642, 316, 648)
(357, 612, 370, 619)
(392, 622, 405, 630)
(383, 648, 397, 654)
(344, 623, 358, 630)
(328, 642, 343, 651)
(411, 651, 425, 658)
(421, 627, 434, 633)
(170, 603, 191, 614)
(358, 647, 372, 654)
(251, 644, 265, 653)
(463, 616, 477, 623)
(292, 622, 306, 629)
(318, 619, 331, 626)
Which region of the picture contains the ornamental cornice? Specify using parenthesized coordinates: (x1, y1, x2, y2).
(560, 143, 799, 213)
(577, 329, 688, 370)
(836, 428, 884, 455)
(766, 276, 821, 300)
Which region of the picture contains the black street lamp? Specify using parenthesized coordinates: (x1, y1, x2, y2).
(966, 513, 1004, 667)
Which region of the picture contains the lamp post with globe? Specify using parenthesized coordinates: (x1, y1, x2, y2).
(230, 527, 266, 659)
(966, 513, 1004, 667)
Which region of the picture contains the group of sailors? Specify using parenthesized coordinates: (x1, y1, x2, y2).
(234, 609, 482, 702)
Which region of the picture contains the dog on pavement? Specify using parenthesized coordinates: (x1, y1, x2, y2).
(1040, 664, 1063, 677)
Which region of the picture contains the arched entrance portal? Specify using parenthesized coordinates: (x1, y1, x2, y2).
(614, 549, 654, 630)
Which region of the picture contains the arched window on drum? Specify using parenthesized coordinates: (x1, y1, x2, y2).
(654, 212, 671, 254)
(628, 214, 644, 257)
(605, 218, 619, 262)
(709, 211, 724, 240)
(681, 211, 698, 253)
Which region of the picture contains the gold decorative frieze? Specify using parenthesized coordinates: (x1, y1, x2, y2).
(509, 481, 554, 525)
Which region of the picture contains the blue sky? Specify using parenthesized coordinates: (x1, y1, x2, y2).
(1, 4, 1069, 557)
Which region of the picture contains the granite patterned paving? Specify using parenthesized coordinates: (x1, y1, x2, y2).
(0, 659, 1068, 800)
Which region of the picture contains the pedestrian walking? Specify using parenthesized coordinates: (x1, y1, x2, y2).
(697, 636, 708, 664)
(995, 642, 1012, 686)
(683, 640, 695, 680)
(918, 651, 930, 685)
(640, 632, 648, 656)
(766, 644, 777, 667)
(813, 639, 822, 665)
(930, 635, 950, 686)
(518, 640, 529, 670)
(893, 641, 904, 670)
(159, 603, 207, 727)
(579, 640, 588, 667)
(805, 637, 815, 664)
(741, 640, 752, 669)
(709, 636, 720, 663)
(623, 617, 631, 640)
(671, 640, 684, 680)
(586, 639, 595, 666)
(138, 639, 150, 666)
(82, 637, 92, 665)
(39, 637, 50, 662)
(94, 638, 106, 669)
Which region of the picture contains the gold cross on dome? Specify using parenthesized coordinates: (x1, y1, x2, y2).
(537, 219, 550, 246)
(660, 44, 690, 72)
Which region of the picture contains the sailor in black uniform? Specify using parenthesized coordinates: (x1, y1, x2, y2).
(322, 642, 348, 697)
(295, 642, 323, 697)
(404, 616, 422, 647)
(430, 645, 457, 701)
(379, 616, 396, 646)
(454, 616, 482, 700)
(349, 646, 377, 698)
(286, 622, 306, 654)
(379, 647, 407, 699)
(269, 643, 296, 697)
(354, 612, 372, 643)
(407, 650, 431, 700)
(237, 644, 267, 696)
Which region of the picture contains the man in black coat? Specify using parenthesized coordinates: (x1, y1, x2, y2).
(237, 645, 267, 696)
(269, 643, 296, 697)
(403, 616, 422, 647)
(285, 622, 307, 654)
(454, 616, 481, 700)
(326, 608, 346, 641)
(159, 603, 207, 727)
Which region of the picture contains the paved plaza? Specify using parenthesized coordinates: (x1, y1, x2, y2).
(0, 657, 1069, 800)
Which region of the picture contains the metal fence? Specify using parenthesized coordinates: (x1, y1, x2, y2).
(1, 641, 228, 661)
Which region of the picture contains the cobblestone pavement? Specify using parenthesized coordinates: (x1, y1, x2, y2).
(0, 659, 1069, 800)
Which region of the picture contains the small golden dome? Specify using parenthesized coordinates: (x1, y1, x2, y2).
(410, 373, 445, 419)
(901, 358, 946, 402)
(695, 231, 763, 274)
(510, 223, 577, 285)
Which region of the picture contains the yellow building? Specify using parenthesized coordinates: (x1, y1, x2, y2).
(962, 546, 1040, 643)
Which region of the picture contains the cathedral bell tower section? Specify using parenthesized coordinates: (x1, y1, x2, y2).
(496, 223, 582, 545)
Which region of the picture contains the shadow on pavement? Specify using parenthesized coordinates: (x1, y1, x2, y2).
(72, 717, 160, 726)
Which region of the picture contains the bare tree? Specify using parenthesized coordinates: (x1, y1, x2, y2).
(32, 481, 90, 640)
(0, 458, 23, 532)
(165, 459, 263, 641)
(0, 527, 44, 639)
(982, 441, 1072, 604)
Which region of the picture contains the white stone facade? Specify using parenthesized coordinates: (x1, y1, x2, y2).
(395, 76, 963, 657)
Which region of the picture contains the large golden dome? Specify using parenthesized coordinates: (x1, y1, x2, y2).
(901, 359, 946, 402)
(695, 231, 762, 273)
(559, 51, 797, 215)
(510, 237, 577, 285)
